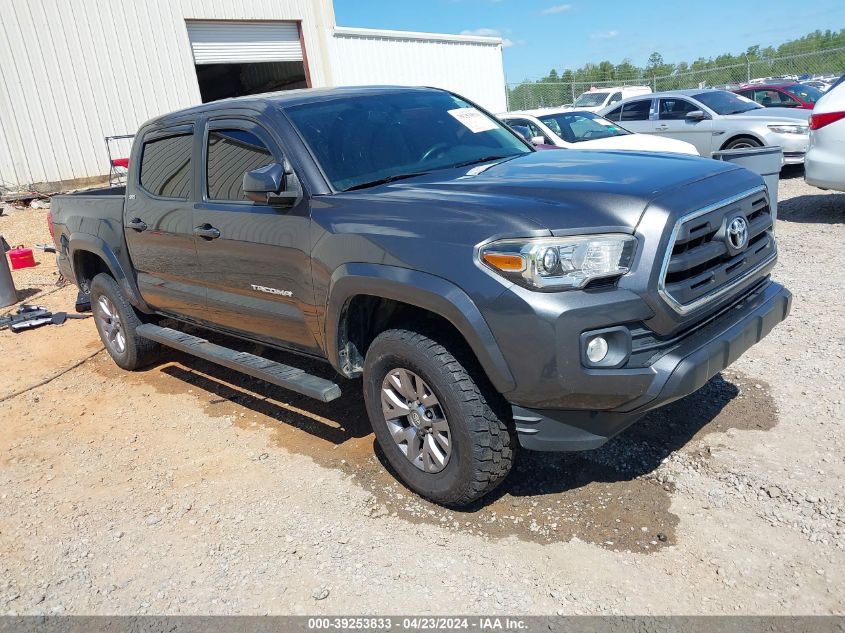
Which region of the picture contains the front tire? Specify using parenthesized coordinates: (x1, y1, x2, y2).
(363, 328, 515, 506)
(89, 273, 160, 370)
(722, 136, 763, 150)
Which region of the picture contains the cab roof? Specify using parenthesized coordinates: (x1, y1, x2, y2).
(143, 86, 447, 128)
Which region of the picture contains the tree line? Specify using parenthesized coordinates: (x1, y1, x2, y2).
(507, 28, 845, 108)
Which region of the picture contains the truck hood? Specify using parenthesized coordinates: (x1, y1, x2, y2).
(367, 150, 744, 233)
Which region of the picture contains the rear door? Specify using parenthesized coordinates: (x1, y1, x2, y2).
(193, 116, 321, 353)
(124, 126, 206, 320)
(655, 97, 714, 155)
(615, 98, 654, 134)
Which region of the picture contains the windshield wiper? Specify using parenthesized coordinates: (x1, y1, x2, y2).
(450, 155, 515, 169)
(343, 171, 431, 192)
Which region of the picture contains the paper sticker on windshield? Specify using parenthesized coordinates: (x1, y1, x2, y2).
(448, 108, 498, 133)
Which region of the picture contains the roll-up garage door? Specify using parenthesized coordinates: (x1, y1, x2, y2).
(187, 21, 303, 65)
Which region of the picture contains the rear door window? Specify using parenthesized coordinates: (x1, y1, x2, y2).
(603, 105, 623, 122)
(206, 129, 275, 201)
(620, 99, 652, 121)
(139, 133, 193, 199)
(753, 89, 798, 107)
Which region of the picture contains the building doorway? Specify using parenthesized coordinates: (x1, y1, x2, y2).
(187, 20, 309, 102)
(195, 61, 307, 102)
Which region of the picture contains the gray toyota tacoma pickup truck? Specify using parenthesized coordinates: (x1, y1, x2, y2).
(50, 86, 791, 506)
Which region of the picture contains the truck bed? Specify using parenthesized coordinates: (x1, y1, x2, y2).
(51, 186, 126, 235)
(51, 186, 128, 276)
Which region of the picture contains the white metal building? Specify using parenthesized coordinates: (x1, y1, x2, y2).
(0, 0, 506, 191)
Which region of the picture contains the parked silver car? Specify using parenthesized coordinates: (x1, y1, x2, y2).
(600, 89, 810, 164)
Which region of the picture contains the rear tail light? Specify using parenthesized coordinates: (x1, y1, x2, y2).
(47, 210, 55, 242)
(809, 111, 845, 130)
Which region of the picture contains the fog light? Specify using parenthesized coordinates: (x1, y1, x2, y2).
(586, 336, 609, 363)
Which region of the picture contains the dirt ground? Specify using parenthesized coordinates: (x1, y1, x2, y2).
(0, 170, 843, 615)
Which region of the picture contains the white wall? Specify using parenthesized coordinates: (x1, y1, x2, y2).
(0, 1, 506, 190)
(0, 0, 335, 189)
(329, 27, 506, 114)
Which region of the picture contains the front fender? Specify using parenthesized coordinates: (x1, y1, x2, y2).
(325, 263, 515, 394)
(68, 233, 151, 312)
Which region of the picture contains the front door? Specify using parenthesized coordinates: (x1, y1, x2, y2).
(655, 97, 715, 155)
(193, 118, 320, 353)
(124, 126, 206, 321)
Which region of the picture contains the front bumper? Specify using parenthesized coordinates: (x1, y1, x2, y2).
(512, 281, 791, 451)
(768, 133, 808, 165)
(782, 151, 806, 165)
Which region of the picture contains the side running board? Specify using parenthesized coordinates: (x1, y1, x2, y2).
(136, 324, 342, 402)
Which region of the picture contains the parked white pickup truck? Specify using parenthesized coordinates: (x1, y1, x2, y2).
(570, 86, 652, 112)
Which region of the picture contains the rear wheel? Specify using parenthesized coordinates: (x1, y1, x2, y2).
(363, 328, 515, 506)
(722, 136, 763, 150)
(89, 273, 160, 370)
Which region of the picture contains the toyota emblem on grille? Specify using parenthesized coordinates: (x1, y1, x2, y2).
(727, 216, 749, 250)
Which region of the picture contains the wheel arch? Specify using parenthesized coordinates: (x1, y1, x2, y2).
(68, 233, 152, 312)
(719, 133, 765, 151)
(325, 263, 515, 394)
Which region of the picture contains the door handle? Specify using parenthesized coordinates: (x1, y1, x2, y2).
(193, 224, 221, 240)
(127, 218, 147, 232)
(656, 124, 668, 130)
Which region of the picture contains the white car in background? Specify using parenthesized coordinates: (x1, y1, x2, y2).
(599, 90, 811, 163)
(567, 86, 652, 112)
(805, 75, 845, 192)
(500, 109, 699, 155)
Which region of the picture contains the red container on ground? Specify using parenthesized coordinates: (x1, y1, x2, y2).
(8, 246, 36, 270)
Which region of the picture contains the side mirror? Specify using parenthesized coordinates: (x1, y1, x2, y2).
(686, 109, 708, 121)
(243, 163, 298, 207)
(531, 136, 546, 146)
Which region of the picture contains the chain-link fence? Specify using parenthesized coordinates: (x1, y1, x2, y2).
(505, 47, 845, 111)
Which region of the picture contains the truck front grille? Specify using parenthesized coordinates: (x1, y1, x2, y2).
(659, 186, 776, 315)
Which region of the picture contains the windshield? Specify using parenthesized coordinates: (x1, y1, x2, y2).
(539, 111, 629, 143)
(284, 91, 531, 191)
(573, 92, 609, 107)
(784, 84, 823, 104)
(693, 91, 761, 115)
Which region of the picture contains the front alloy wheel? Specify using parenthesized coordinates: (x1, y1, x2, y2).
(381, 368, 452, 473)
(363, 328, 515, 506)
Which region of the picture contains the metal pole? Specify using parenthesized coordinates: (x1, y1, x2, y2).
(0, 237, 17, 308)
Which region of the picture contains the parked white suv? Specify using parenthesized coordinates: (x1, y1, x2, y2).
(600, 90, 810, 163)
(805, 75, 845, 192)
(569, 86, 652, 112)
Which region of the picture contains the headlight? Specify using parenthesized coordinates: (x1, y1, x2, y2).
(767, 124, 808, 135)
(479, 234, 637, 291)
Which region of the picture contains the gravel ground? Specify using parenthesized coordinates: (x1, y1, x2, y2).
(0, 171, 843, 615)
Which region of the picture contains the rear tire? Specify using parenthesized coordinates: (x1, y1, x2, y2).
(722, 136, 763, 150)
(89, 273, 160, 370)
(363, 328, 515, 506)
